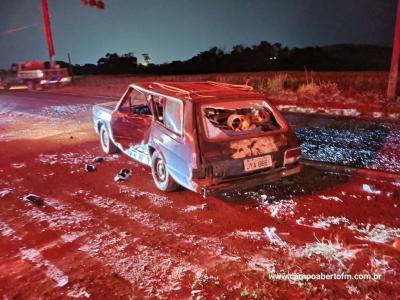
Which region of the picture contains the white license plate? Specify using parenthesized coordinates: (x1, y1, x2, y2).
(244, 155, 273, 172)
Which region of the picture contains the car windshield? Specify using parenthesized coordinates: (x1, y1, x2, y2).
(201, 100, 282, 139)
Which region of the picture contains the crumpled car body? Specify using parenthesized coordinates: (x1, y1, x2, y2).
(92, 81, 301, 196)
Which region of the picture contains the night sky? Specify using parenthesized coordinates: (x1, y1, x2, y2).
(0, 0, 397, 69)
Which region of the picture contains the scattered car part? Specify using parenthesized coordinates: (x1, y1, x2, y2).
(263, 227, 287, 248)
(114, 168, 132, 182)
(84, 164, 96, 172)
(93, 156, 104, 163)
(22, 194, 44, 207)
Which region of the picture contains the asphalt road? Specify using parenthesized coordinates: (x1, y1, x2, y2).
(0, 90, 112, 114)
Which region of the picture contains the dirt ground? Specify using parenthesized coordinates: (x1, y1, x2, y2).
(0, 91, 400, 299)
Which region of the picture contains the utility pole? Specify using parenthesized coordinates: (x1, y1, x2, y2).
(41, 0, 56, 68)
(41, 0, 104, 69)
(387, 0, 400, 101)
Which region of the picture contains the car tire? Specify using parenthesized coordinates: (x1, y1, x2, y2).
(99, 125, 118, 154)
(27, 80, 37, 91)
(151, 151, 179, 192)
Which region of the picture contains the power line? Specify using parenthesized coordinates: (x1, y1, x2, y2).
(0, 22, 41, 36)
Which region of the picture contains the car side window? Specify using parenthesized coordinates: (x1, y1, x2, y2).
(119, 88, 133, 109)
(152, 96, 182, 135)
(120, 88, 152, 115)
(164, 98, 183, 134)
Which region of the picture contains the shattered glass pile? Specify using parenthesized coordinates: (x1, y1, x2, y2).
(286, 113, 400, 172)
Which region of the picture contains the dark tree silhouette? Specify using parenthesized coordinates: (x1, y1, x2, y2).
(97, 52, 137, 74)
(142, 53, 151, 66)
(70, 42, 392, 75)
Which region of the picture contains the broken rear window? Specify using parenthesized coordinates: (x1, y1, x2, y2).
(164, 98, 183, 134)
(202, 100, 282, 139)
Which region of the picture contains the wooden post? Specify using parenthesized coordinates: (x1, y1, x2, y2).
(67, 52, 73, 82)
(387, 0, 400, 101)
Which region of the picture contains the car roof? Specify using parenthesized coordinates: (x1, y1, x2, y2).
(130, 81, 264, 103)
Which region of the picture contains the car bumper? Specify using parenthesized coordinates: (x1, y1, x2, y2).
(199, 164, 302, 197)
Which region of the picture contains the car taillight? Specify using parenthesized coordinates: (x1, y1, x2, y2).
(284, 147, 301, 166)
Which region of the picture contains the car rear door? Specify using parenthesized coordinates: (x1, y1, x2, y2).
(150, 96, 192, 186)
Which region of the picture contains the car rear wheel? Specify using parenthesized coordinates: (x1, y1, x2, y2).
(100, 125, 118, 154)
(151, 151, 179, 192)
(26, 80, 37, 91)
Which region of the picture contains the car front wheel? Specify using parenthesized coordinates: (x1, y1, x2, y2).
(151, 151, 179, 192)
(99, 125, 118, 154)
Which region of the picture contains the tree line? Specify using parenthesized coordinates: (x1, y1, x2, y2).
(59, 41, 392, 75)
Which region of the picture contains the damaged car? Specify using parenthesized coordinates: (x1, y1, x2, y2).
(92, 81, 301, 196)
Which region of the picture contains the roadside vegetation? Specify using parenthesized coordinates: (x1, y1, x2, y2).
(58, 70, 399, 119)
(66, 70, 388, 97)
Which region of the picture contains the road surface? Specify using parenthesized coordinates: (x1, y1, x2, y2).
(0, 90, 399, 299)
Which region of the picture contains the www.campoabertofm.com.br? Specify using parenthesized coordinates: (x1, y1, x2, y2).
(269, 272, 383, 281)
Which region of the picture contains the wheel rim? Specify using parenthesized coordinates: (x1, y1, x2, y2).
(101, 129, 109, 150)
(155, 158, 166, 182)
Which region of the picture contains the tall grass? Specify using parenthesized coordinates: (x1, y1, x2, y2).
(69, 71, 389, 98)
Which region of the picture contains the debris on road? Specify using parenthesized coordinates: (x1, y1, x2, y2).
(230, 230, 264, 241)
(319, 195, 343, 202)
(11, 162, 27, 169)
(20, 248, 69, 287)
(114, 168, 132, 182)
(296, 216, 350, 230)
(263, 227, 287, 248)
(183, 203, 208, 212)
(0, 189, 12, 198)
(263, 199, 297, 219)
(191, 290, 202, 295)
(292, 238, 360, 270)
(84, 164, 96, 172)
(93, 156, 104, 163)
(362, 184, 381, 195)
(67, 285, 91, 298)
(348, 223, 400, 244)
(22, 194, 44, 207)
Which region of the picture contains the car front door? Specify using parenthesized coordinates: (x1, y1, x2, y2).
(111, 87, 153, 157)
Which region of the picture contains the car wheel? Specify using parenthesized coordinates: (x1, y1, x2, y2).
(100, 125, 118, 154)
(151, 151, 179, 192)
(27, 80, 36, 91)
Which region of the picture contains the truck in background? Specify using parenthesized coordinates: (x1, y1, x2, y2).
(0, 60, 71, 90)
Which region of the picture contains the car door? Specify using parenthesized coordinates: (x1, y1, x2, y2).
(150, 96, 192, 186)
(110, 87, 153, 155)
